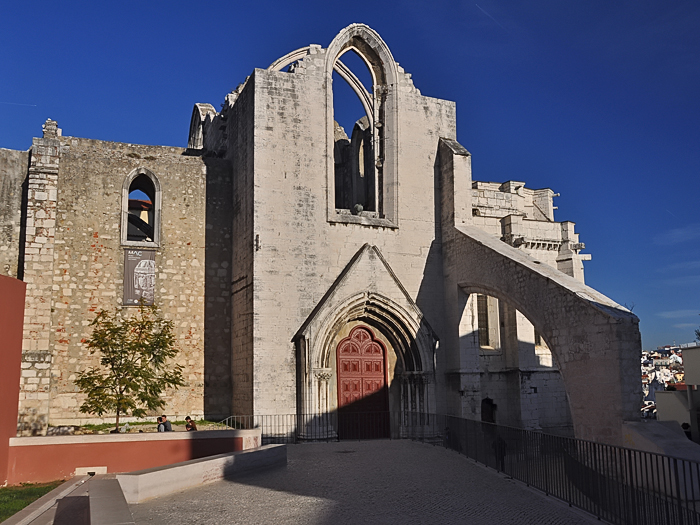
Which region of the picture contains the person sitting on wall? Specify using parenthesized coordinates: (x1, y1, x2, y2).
(157, 416, 165, 432)
(185, 416, 198, 431)
(161, 415, 173, 432)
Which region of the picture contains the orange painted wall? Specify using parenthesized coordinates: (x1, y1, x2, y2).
(6, 435, 244, 485)
(0, 275, 26, 486)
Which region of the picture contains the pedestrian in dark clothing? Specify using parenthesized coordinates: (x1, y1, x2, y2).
(185, 416, 198, 431)
(161, 415, 173, 432)
(493, 435, 507, 472)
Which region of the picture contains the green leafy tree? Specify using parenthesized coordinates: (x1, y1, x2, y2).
(75, 304, 185, 431)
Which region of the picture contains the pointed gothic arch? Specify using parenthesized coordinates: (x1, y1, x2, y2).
(294, 290, 437, 437)
(324, 24, 400, 227)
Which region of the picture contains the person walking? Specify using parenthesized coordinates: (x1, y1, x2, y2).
(185, 416, 198, 431)
(161, 415, 173, 432)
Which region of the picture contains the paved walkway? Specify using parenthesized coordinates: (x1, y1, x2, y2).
(130, 440, 599, 525)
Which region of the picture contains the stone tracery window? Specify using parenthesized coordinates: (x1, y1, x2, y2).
(325, 26, 399, 228)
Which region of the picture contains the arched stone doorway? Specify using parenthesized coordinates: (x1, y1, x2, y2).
(336, 325, 389, 439)
(293, 253, 439, 440)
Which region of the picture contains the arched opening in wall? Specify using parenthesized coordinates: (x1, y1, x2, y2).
(458, 288, 573, 436)
(121, 170, 160, 247)
(297, 290, 436, 441)
(127, 175, 155, 242)
(481, 398, 496, 423)
(332, 49, 377, 214)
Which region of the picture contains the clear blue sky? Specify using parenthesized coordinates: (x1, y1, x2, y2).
(1, 1, 698, 350)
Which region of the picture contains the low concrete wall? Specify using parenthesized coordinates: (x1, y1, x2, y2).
(656, 390, 691, 426)
(117, 444, 286, 503)
(6, 428, 260, 485)
(622, 420, 700, 460)
(1, 476, 90, 525)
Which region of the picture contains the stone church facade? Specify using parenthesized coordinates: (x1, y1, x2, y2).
(0, 25, 641, 444)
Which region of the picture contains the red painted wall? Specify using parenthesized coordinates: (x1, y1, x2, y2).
(0, 275, 26, 486)
(6, 433, 249, 485)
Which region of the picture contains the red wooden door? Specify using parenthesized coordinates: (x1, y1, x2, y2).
(337, 325, 389, 438)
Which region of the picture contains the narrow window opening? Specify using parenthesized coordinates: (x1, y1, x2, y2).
(477, 294, 490, 347)
(127, 175, 155, 242)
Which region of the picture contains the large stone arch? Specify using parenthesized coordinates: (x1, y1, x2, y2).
(323, 24, 400, 225)
(314, 292, 430, 373)
(268, 46, 373, 120)
(439, 138, 641, 445)
(457, 283, 558, 368)
(294, 291, 436, 438)
(293, 244, 438, 437)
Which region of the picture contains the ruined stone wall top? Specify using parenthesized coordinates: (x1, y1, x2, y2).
(0, 148, 28, 278)
(472, 180, 556, 221)
(470, 179, 588, 281)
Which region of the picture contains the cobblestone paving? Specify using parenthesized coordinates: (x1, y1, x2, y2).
(131, 440, 599, 525)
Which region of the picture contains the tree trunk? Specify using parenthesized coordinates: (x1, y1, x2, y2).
(115, 408, 120, 432)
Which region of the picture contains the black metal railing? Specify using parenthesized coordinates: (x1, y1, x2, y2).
(216, 411, 394, 444)
(216, 411, 700, 524)
(407, 413, 700, 525)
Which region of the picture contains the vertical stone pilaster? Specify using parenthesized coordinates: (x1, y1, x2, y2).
(17, 119, 61, 436)
(456, 290, 481, 419)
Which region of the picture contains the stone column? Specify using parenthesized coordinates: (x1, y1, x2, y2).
(17, 119, 61, 436)
(299, 368, 335, 439)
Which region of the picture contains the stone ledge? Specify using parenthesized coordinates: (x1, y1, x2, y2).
(89, 478, 135, 525)
(9, 428, 259, 447)
(1, 475, 89, 525)
(329, 212, 398, 229)
(117, 444, 287, 503)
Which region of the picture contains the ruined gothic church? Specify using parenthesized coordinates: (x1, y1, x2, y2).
(0, 25, 641, 444)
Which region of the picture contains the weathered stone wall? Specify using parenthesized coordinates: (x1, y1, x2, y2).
(240, 43, 455, 416)
(440, 137, 640, 444)
(227, 76, 256, 416)
(8, 126, 235, 433)
(0, 148, 28, 278)
(203, 157, 234, 420)
(479, 303, 573, 433)
(43, 137, 209, 427)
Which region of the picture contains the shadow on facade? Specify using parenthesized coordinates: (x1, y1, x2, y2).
(456, 289, 575, 437)
(202, 157, 233, 420)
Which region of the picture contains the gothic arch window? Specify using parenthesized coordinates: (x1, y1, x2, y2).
(121, 168, 161, 247)
(325, 25, 399, 228)
(333, 50, 377, 215)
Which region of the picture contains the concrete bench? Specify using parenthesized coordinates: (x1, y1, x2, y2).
(117, 444, 286, 504)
